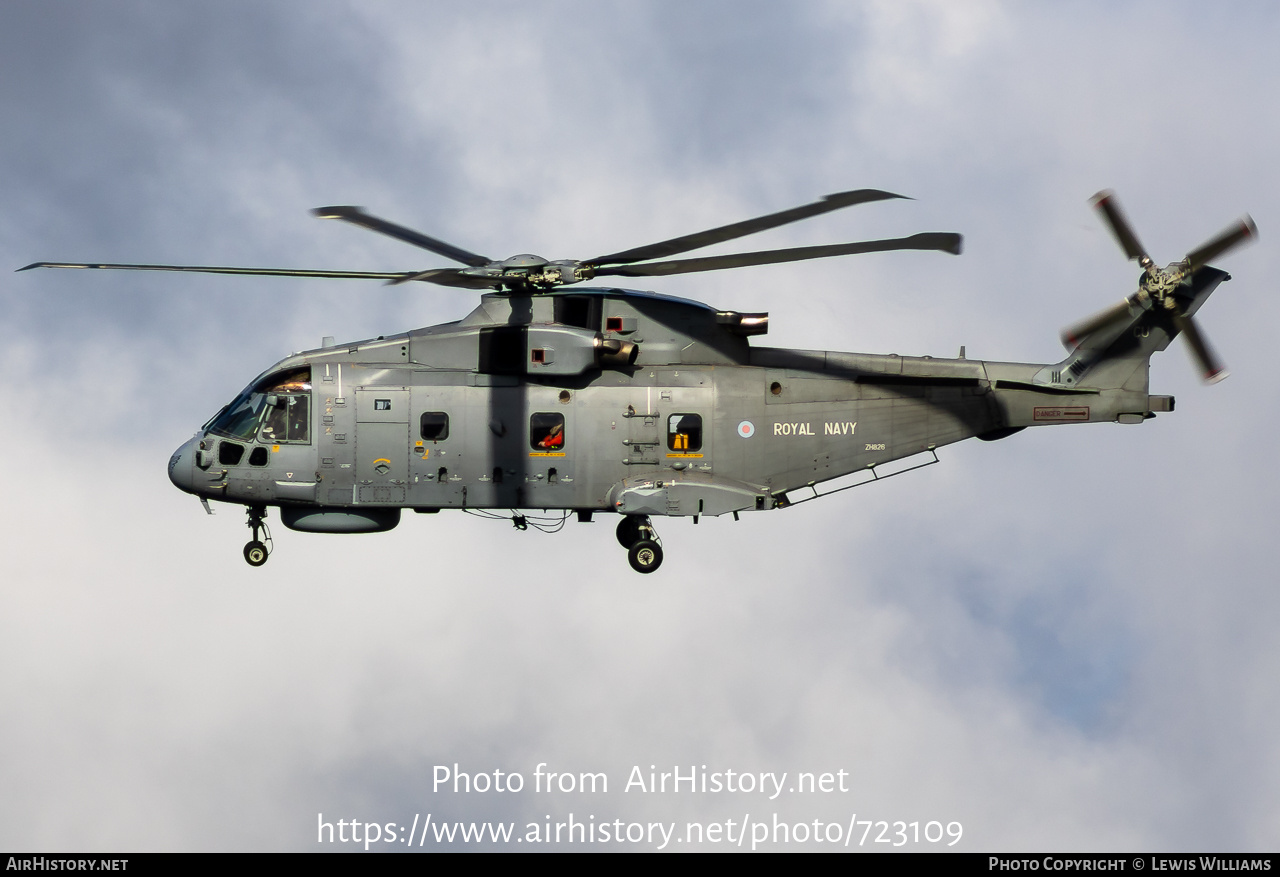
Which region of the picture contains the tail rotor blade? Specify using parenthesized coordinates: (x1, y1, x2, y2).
(1091, 190, 1150, 264)
(1060, 298, 1136, 349)
(1184, 216, 1257, 272)
(1173, 311, 1229, 384)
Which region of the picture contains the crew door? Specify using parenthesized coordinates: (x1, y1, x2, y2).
(355, 388, 409, 504)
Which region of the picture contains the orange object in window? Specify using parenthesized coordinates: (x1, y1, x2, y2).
(539, 423, 564, 448)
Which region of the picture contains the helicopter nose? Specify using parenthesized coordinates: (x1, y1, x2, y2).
(167, 437, 197, 494)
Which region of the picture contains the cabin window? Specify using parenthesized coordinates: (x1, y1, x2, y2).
(420, 412, 450, 442)
(530, 413, 566, 450)
(249, 446, 269, 467)
(667, 413, 703, 451)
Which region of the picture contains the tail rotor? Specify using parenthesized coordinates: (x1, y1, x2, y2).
(1061, 190, 1255, 383)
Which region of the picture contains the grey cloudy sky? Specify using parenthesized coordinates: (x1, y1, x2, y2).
(2, 0, 1278, 852)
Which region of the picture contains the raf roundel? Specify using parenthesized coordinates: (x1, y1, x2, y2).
(737, 421, 756, 439)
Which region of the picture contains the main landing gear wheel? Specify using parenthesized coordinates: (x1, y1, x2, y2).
(617, 514, 662, 572)
(616, 515, 647, 548)
(243, 505, 272, 567)
(628, 540, 664, 574)
(243, 541, 268, 567)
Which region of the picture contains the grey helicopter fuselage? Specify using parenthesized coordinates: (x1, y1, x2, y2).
(167, 271, 1217, 559)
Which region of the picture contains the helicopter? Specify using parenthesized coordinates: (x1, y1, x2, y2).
(20, 189, 1255, 572)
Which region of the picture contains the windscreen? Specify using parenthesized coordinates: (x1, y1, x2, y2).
(207, 368, 312, 443)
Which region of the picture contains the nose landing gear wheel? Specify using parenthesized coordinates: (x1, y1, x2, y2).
(243, 541, 269, 567)
(242, 505, 272, 566)
(628, 540, 663, 574)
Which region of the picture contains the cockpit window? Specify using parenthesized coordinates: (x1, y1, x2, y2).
(259, 394, 310, 444)
(207, 368, 312, 444)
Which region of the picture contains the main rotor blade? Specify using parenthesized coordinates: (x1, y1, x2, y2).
(313, 205, 492, 267)
(588, 189, 907, 266)
(17, 261, 409, 280)
(1059, 298, 1136, 350)
(1184, 216, 1257, 272)
(396, 268, 504, 289)
(1091, 190, 1150, 264)
(1173, 311, 1229, 383)
(592, 232, 962, 278)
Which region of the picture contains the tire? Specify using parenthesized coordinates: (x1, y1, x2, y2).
(628, 540, 663, 574)
(616, 515, 644, 549)
(243, 540, 269, 567)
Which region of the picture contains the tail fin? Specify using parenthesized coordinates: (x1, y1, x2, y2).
(1038, 267, 1230, 393)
